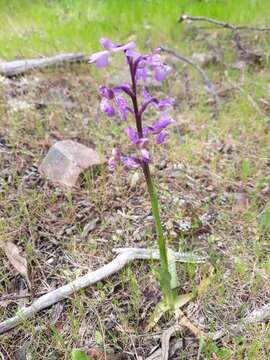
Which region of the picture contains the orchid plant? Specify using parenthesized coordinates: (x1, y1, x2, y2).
(89, 38, 176, 308)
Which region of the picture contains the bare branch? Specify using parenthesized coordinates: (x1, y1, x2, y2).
(0, 248, 205, 335)
(160, 46, 220, 119)
(0, 53, 86, 77)
(179, 14, 270, 32)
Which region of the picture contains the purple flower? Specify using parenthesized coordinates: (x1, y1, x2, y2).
(146, 50, 170, 82)
(120, 155, 141, 169)
(89, 38, 136, 68)
(100, 98, 115, 117)
(140, 87, 174, 115)
(142, 86, 152, 101)
(114, 96, 130, 120)
(148, 115, 175, 134)
(154, 65, 169, 81)
(125, 127, 148, 148)
(156, 97, 174, 111)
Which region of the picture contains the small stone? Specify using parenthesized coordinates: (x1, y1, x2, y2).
(39, 140, 103, 187)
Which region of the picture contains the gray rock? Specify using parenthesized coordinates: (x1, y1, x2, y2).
(39, 140, 103, 187)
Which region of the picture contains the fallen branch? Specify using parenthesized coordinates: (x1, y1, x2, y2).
(0, 248, 205, 335)
(160, 46, 220, 119)
(0, 53, 85, 77)
(212, 302, 270, 340)
(179, 14, 270, 32)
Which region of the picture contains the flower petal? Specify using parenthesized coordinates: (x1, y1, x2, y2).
(141, 148, 151, 163)
(156, 131, 169, 144)
(125, 49, 141, 60)
(149, 115, 174, 134)
(125, 127, 139, 144)
(120, 156, 141, 169)
(157, 97, 174, 111)
(100, 37, 114, 50)
(99, 86, 114, 99)
(114, 96, 129, 120)
(89, 50, 109, 68)
(154, 65, 168, 81)
(112, 41, 136, 53)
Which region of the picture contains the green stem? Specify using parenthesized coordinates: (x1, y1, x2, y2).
(142, 164, 175, 309)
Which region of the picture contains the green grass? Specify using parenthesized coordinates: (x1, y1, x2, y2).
(0, 0, 270, 59)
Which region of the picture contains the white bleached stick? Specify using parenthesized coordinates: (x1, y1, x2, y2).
(0, 248, 205, 334)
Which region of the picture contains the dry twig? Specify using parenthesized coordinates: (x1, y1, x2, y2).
(160, 46, 220, 119)
(0, 53, 85, 77)
(179, 14, 270, 32)
(0, 248, 205, 335)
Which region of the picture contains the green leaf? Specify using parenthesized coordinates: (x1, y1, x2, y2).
(71, 349, 90, 360)
(260, 201, 270, 232)
(175, 293, 193, 308)
(240, 159, 251, 180)
(95, 330, 103, 346)
(146, 292, 193, 331)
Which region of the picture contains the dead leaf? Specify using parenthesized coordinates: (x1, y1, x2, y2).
(1, 241, 31, 289)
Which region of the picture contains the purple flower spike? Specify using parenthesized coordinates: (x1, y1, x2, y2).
(156, 131, 169, 144)
(100, 98, 115, 117)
